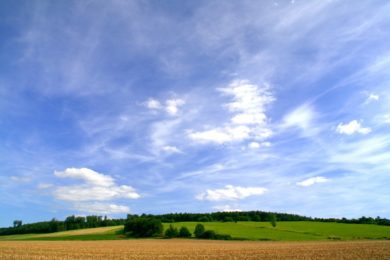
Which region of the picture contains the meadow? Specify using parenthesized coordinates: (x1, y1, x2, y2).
(1, 221, 389, 241)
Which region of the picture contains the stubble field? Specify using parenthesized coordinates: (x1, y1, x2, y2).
(1, 240, 389, 259)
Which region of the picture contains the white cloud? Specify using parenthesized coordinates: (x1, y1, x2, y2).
(188, 126, 251, 144)
(53, 168, 140, 202)
(54, 185, 140, 201)
(368, 93, 379, 101)
(196, 185, 267, 201)
(213, 205, 242, 212)
(146, 98, 161, 109)
(248, 142, 260, 149)
(189, 80, 274, 144)
(54, 168, 115, 187)
(262, 141, 272, 147)
(283, 105, 315, 129)
(37, 183, 53, 190)
(144, 98, 185, 116)
(165, 99, 185, 116)
(162, 145, 182, 154)
(336, 120, 371, 135)
(219, 80, 274, 126)
(382, 114, 390, 124)
(73, 202, 130, 214)
(296, 176, 329, 187)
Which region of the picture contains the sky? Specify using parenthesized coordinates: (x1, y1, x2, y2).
(1, 0, 390, 227)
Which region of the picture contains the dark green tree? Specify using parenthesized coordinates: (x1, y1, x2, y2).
(124, 217, 163, 238)
(178, 226, 192, 238)
(270, 214, 277, 227)
(13, 220, 22, 228)
(164, 224, 179, 238)
(194, 223, 205, 238)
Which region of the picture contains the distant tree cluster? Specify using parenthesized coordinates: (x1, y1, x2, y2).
(0, 215, 126, 236)
(313, 216, 390, 226)
(124, 217, 163, 238)
(130, 211, 311, 223)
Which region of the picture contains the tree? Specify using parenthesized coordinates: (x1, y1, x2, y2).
(164, 224, 179, 238)
(124, 217, 163, 238)
(194, 223, 205, 238)
(178, 226, 192, 238)
(270, 214, 277, 227)
(13, 220, 22, 228)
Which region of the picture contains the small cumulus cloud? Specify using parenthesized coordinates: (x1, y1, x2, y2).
(165, 99, 185, 116)
(283, 105, 315, 130)
(336, 120, 371, 135)
(73, 202, 130, 214)
(146, 98, 161, 109)
(144, 97, 185, 116)
(162, 145, 182, 154)
(296, 176, 329, 187)
(55, 168, 115, 187)
(213, 205, 242, 212)
(248, 142, 260, 149)
(53, 168, 140, 202)
(368, 93, 379, 101)
(196, 185, 267, 201)
(188, 125, 251, 144)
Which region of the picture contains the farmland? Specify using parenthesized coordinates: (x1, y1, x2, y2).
(1, 222, 389, 259)
(0, 240, 389, 259)
(166, 221, 390, 241)
(1, 221, 389, 241)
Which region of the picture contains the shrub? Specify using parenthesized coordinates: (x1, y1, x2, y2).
(214, 233, 232, 240)
(164, 224, 179, 238)
(124, 217, 163, 238)
(194, 223, 205, 238)
(200, 230, 216, 239)
(270, 214, 277, 227)
(179, 226, 192, 238)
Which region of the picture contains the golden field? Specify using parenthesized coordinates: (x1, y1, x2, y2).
(0, 240, 389, 259)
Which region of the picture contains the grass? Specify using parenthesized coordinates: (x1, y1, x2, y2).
(0, 226, 123, 241)
(0, 222, 389, 241)
(165, 221, 390, 241)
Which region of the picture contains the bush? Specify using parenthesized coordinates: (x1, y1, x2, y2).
(200, 230, 216, 239)
(179, 226, 192, 238)
(270, 214, 277, 227)
(164, 224, 179, 238)
(194, 223, 205, 238)
(124, 217, 163, 238)
(214, 233, 232, 240)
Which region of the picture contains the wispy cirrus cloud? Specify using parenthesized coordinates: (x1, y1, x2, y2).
(296, 176, 329, 187)
(196, 185, 267, 201)
(188, 80, 274, 145)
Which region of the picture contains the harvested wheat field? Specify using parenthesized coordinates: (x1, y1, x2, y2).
(0, 240, 389, 259)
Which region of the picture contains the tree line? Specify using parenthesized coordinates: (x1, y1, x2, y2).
(1, 211, 389, 236)
(0, 215, 126, 236)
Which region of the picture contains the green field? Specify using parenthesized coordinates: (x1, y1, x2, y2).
(1, 222, 389, 241)
(166, 221, 390, 241)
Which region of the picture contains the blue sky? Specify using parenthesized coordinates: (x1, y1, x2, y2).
(1, 0, 390, 227)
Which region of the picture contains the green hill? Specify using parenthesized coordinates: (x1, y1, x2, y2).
(1, 222, 389, 241)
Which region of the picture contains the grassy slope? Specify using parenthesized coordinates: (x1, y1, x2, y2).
(0, 226, 123, 241)
(166, 221, 390, 241)
(1, 222, 389, 241)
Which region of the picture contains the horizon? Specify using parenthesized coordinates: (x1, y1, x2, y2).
(1, 0, 390, 227)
